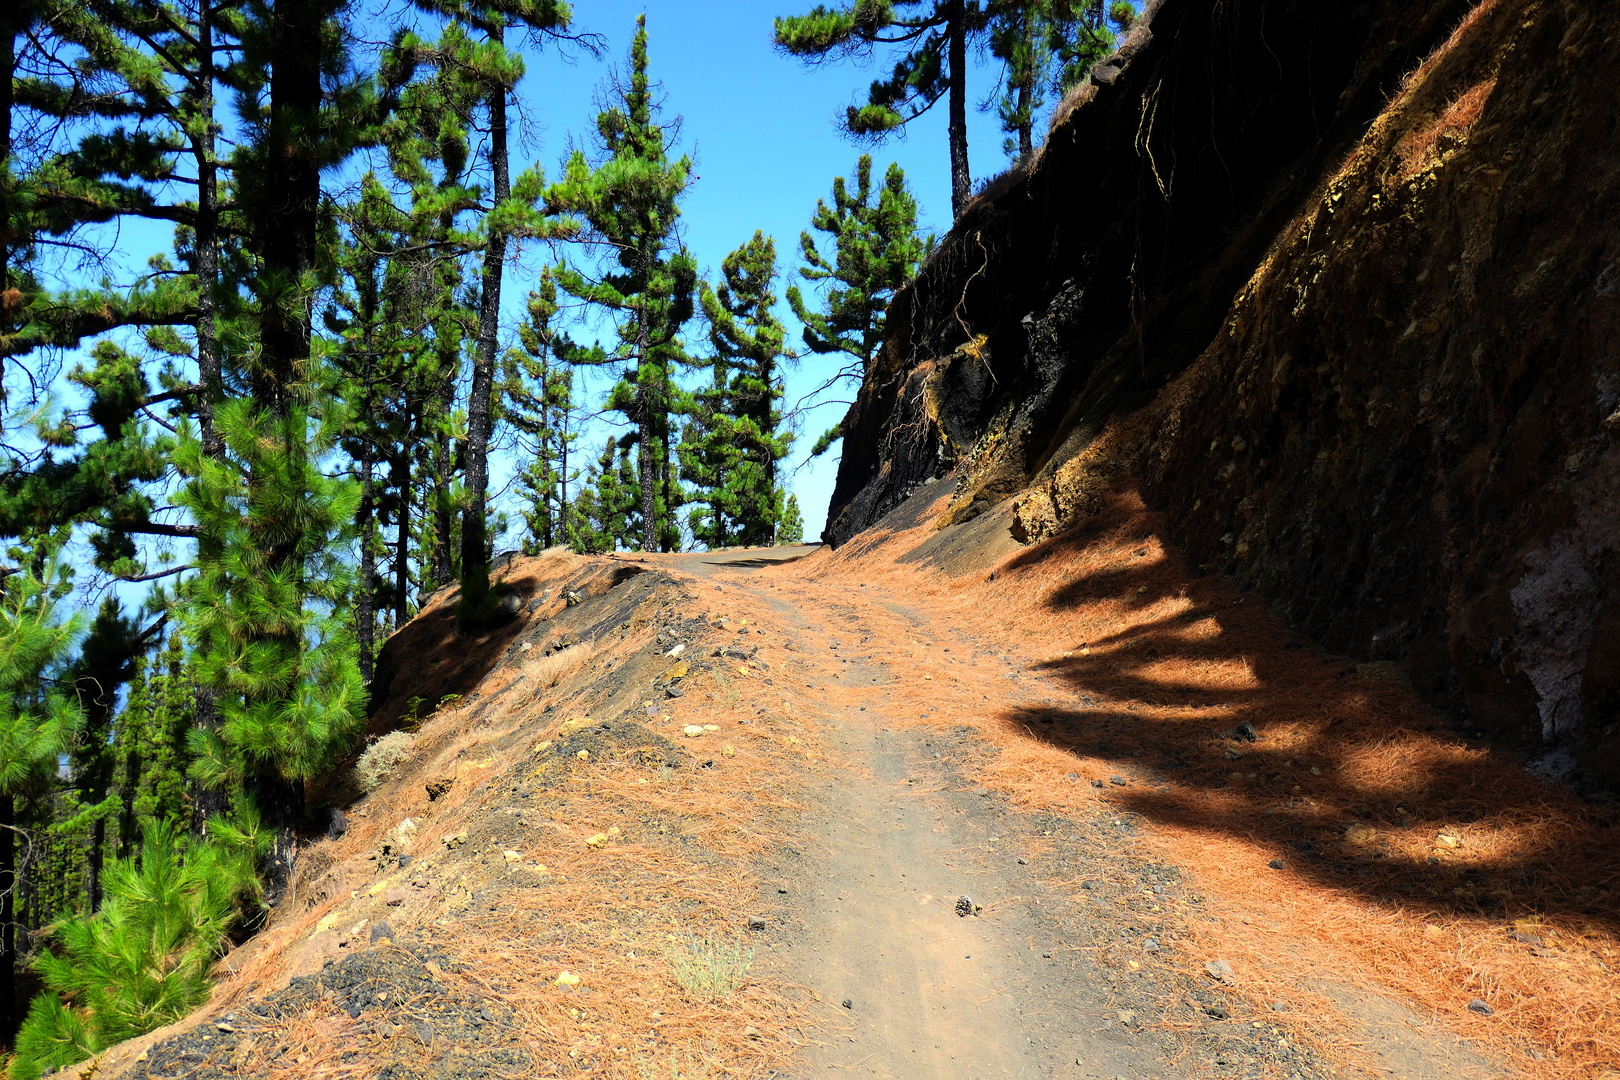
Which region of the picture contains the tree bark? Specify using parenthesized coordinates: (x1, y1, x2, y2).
(0, 794, 15, 1039)
(393, 453, 411, 627)
(460, 17, 509, 620)
(947, 0, 971, 219)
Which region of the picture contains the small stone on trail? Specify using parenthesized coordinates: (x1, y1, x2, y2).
(683, 725, 704, 737)
(1204, 958, 1237, 984)
(1091, 779, 1105, 788)
(747, 916, 768, 931)
(744, 1025, 760, 1039)
(1271, 1001, 1288, 1012)
(1235, 720, 1258, 741)
(1468, 998, 1494, 1016)
(1110, 775, 1128, 786)
(1203, 1004, 1229, 1020)
(1116, 1010, 1137, 1025)
(1017, 857, 1029, 865)
(955, 895, 979, 917)
(1143, 938, 1161, 952)
(556, 971, 581, 987)
(1269, 859, 1286, 870)
(841, 999, 853, 1010)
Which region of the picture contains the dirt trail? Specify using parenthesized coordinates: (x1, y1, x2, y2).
(659, 549, 1216, 1080)
(653, 544, 1504, 1080)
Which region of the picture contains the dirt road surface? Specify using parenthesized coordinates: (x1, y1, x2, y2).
(652, 543, 1500, 1080)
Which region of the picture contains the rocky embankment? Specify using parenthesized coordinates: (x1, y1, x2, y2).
(828, 0, 1620, 782)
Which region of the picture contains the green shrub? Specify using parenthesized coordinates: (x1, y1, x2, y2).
(354, 730, 416, 792)
(666, 934, 754, 1001)
(8, 818, 264, 1080)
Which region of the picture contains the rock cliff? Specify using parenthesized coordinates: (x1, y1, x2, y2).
(827, 0, 1620, 780)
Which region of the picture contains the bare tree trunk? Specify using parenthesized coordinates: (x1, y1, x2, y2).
(948, 0, 971, 219)
(460, 17, 509, 620)
(394, 455, 411, 627)
(189, 0, 229, 836)
(0, 794, 14, 1039)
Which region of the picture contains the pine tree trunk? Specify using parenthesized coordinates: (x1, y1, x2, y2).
(430, 407, 454, 590)
(635, 303, 657, 552)
(0, 793, 15, 1038)
(1017, 84, 1033, 161)
(947, 0, 971, 219)
(358, 457, 375, 683)
(194, 3, 222, 459)
(88, 817, 105, 912)
(189, 2, 229, 834)
(461, 18, 509, 620)
(1, 13, 16, 392)
(394, 455, 411, 627)
(258, 0, 321, 411)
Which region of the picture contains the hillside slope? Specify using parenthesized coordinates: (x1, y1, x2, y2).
(827, 0, 1620, 780)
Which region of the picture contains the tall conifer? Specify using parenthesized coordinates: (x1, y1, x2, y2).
(549, 15, 697, 554)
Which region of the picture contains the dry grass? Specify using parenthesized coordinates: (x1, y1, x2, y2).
(775, 488, 1620, 1080)
(93, 552, 828, 1080)
(523, 639, 598, 691)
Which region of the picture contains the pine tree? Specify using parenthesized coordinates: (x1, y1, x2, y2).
(394, 1, 577, 623)
(775, 1, 988, 219)
(63, 600, 144, 912)
(786, 156, 929, 456)
(567, 438, 640, 554)
(549, 14, 698, 554)
(778, 494, 806, 545)
(9, 820, 264, 1080)
(505, 271, 579, 552)
(0, 541, 86, 1036)
(688, 232, 795, 548)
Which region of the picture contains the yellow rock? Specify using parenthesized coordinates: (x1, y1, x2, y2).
(556, 971, 581, 986)
(607, 827, 620, 837)
(316, 913, 340, 933)
(684, 725, 704, 737)
(665, 661, 689, 680)
(722, 744, 736, 758)
(538, 740, 553, 751)
(1422, 924, 1446, 941)
(585, 833, 608, 848)
(503, 850, 522, 863)
(737, 665, 751, 677)
(576, 749, 590, 760)
(702, 724, 719, 731)
(1344, 823, 1378, 846)
(1435, 832, 1461, 849)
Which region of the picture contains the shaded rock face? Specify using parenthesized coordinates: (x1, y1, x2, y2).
(830, 0, 1620, 777)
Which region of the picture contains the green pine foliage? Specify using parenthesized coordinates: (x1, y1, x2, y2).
(113, 635, 194, 854)
(683, 232, 795, 548)
(505, 271, 580, 553)
(787, 156, 929, 457)
(568, 438, 641, 554)
(778, 495, 806, 546)
(8, 820, 265, 1080)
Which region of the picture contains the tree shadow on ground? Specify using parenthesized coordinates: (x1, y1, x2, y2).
(987, 494, 1620, 938)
